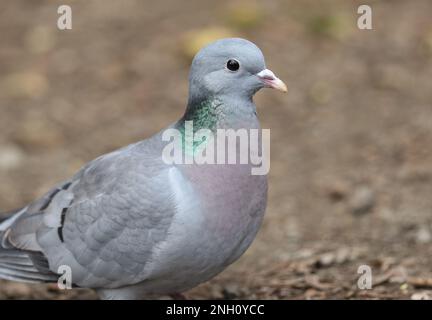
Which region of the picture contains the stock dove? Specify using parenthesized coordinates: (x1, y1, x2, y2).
(0, 38, 286, 299)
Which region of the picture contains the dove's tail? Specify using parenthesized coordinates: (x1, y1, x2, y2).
(0, 208, 57, 283)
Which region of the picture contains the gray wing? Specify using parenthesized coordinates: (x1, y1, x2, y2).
(0, 139, 178, 288)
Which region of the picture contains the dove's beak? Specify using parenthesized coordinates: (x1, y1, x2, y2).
(256, 69, 287, 93)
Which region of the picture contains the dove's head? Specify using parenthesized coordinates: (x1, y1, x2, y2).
(188, 38, 287, 103)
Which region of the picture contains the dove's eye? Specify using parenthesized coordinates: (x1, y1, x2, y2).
(226, 59, 240, 72)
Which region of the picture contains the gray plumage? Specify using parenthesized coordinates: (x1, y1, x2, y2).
(0, 38, 286, 299)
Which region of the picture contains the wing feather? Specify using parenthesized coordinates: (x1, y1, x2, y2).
(0, 138, 176, 288)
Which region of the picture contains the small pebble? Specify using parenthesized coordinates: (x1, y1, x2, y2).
(411, 291, 432, 300)
(415, 227, 431, 244)
(349, 186, 375, 215)
(0, 144, 25, 170)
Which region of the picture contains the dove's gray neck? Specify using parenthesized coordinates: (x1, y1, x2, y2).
(180, 95, 258, 132)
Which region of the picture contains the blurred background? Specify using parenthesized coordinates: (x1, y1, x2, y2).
(0, 0, 432, 299)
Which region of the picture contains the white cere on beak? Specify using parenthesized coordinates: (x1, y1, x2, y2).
(256, 69, 287, 93)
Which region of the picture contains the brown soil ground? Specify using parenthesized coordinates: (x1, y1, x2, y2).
(1, 0, 432, 299)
